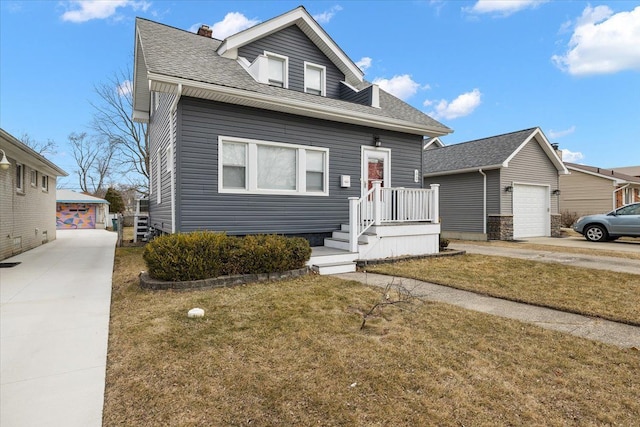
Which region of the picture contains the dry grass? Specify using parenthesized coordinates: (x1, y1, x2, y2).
(104, 248, 640, 426)
(368, 254, 640, 325)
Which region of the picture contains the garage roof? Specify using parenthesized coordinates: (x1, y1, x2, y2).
(57, 190, 110, 204)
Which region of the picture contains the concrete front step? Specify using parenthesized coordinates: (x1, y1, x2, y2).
(308, 246, 358, 275)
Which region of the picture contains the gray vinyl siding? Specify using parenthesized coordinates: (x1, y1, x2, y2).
(339, 83, 373, 106)
(500, 140, 560, 214)
(424, 172, 485, 233)
(238, 25, 344, 99)
(148, 92, 175, 233)
(175, 97, 422, 235)
(485, 169, 501, 215)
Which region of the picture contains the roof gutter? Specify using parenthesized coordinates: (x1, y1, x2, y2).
(146, 73, 452, 137)
(424, 164, 502, 178)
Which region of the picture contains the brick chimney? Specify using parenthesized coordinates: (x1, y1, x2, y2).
(551, 143, 563, 161)
(197, 24, 212, 38)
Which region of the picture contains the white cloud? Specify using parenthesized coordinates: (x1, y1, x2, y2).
(208, 12, 260, 39)
(313, 5, 343, 24)
(428, 89, 482, 120)
(552, 6, 640, 75)
(61, 0, 150, 23)
(356, 57, 372, 71)
(373, 75, 423, 101)
(548, 125, 576, 139)
(561, 148, 584, 163)
(465, 0, 547, 17)
(117, 80, 133, 96)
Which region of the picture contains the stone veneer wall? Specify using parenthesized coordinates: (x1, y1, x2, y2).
(487, 214, 513, 240)
(550, 214, 562, 237)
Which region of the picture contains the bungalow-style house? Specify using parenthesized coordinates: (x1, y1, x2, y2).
(132, 7, 452, 273)
(560, 163, 640, 216)
(0, 128, 68, 261)
(423, 128, 568, 241)
(56, 189, 110, 230)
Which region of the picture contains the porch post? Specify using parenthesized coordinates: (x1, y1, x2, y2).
(430, 183, 440, 223)
(373, 180, 382, 226)
(348, 197, 359, 253)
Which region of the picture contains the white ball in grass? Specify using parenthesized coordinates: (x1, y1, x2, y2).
(188, 308, 205, 318)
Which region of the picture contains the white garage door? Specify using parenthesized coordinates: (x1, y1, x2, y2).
(513, 184, 549, 239)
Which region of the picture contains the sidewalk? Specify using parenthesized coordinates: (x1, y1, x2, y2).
(1, 230, 117, 427)
(336, 272, 640, 349)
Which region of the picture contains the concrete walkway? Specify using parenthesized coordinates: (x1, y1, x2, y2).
(1, 230, 117, 427)
(450, 242, 640, 275)
(336, 272, 640, 349)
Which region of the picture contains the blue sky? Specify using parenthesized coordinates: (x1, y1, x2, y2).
(1, 0, 639, 190)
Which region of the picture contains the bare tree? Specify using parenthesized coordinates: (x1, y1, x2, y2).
(19, 133, 57, 156)
(91, 68, 149, 194)
(68, 132, 114, 195)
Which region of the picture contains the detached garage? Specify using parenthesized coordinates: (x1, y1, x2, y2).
(423, 127, 568, 241)
(56, 190, 109, 229)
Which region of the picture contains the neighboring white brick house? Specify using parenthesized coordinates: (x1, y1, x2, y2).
(0, 128, 67, 261)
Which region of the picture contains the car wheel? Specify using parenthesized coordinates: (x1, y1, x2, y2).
(584, 225, 607, 242)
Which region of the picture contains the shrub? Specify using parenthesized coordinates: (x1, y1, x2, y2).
(143, 232, 311, 281)
(560, 211, 580, 228)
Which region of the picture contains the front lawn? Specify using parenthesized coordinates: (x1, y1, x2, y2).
(367, 254, 640, 325)
(103, 248, 639, 426)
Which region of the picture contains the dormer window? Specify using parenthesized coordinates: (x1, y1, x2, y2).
(304, 62, 326, 96)
(265, 52, 288, 88)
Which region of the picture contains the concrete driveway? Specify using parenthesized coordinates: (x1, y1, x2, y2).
(526, 235, 640, 254)
(1, 230, 117, 427)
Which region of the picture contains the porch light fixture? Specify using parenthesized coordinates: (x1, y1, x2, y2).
(0, 149, 10, 170)
(373, 136, 381, 147)
(504, 185, 513, 193)
(552, 189, 561, 196)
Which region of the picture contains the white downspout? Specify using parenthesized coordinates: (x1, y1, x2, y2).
(613, 183, 630, 210)
(169, 84, 182, 233)
(479, 169, 487, 235)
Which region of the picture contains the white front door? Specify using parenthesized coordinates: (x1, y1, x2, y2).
(361, 147, 391, 196)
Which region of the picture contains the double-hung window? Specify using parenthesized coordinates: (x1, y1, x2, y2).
(41, 174, 49, 192)
(219, 136, 328, 196)
(30, 170, 38, 187)
(265, 52, 288, 88)
(304, 62, 326, 96)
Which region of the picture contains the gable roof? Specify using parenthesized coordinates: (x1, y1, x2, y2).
(423, 137, 445, 150)
(133, 12, 452, 137)
(423, 127, 568, 177)
(217, 6, 364, 86)
(611, 165, 640, 177)
(565, 163, 640, 185)
(0, 128, 67, 177)
(57, 189, 110, 204)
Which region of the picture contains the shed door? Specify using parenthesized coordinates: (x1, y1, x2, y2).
(513, 184, 549, 239)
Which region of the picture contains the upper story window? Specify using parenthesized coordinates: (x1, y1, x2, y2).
(41, 174, 49, 192)
(265, 51, 288, 88)
(304, 62, 326, 96)
(30, 169, 38, 187)
(219, 136, 328, 196)
(16, 163, 24, 193)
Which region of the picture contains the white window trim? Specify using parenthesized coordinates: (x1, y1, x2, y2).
(264, 51, 289, 89)
(304, 61, 326, 96)
(41, 174, 49, 192)
(16, 163, 24, 193)
(30, 169, 38, 187)
(218, 136, 329, 196)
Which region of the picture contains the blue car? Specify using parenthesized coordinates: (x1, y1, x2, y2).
(573, 202, 640, 242)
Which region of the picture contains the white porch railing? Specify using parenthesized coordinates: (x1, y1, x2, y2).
(348, 182, 439, 253)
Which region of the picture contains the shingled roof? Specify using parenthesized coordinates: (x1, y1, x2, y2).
(565, 163, 640, 184)
(133, 12, 452, 137)
(423, 127, 567, 176)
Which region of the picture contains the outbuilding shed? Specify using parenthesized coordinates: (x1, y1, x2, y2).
(56, 190, 109, 230)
